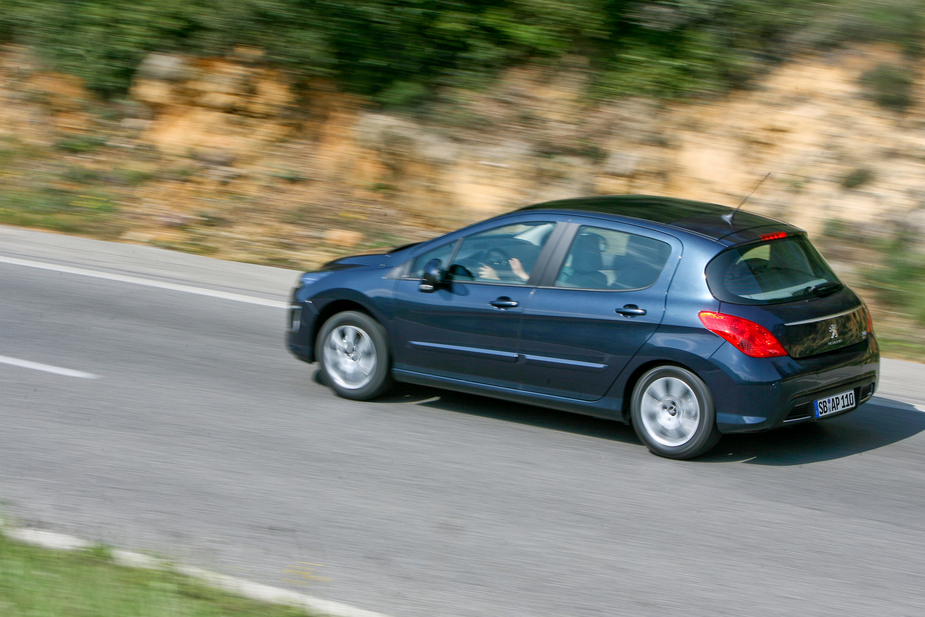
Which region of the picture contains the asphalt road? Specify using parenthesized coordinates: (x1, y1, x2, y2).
(2, 225, 925, 617)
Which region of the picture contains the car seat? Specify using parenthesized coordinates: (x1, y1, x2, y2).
(563, 232, 607, 289)
(614, 235, 670, 289)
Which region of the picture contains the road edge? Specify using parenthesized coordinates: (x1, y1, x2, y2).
(1, 522, 393, 617)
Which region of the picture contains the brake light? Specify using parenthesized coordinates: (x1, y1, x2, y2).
(760, 231, 788, 241)
(699, 311, 788, 358)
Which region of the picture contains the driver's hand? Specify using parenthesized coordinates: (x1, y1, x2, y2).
(479, 264, 500, 280)
(509, 257, 528, 281)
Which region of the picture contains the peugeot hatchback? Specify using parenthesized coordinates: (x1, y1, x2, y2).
(287, 195, 879, 459)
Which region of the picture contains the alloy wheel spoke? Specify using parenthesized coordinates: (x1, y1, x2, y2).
(355, 334, 373, 358)
(342, 327, 358, 350)
(663, 378, 674, 398)
(679, 415, 698, 436)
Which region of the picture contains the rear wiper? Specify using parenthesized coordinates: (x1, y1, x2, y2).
(807, 281, 843, 297)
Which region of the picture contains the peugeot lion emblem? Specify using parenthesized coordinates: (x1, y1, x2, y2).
(829, 324, 838, 340)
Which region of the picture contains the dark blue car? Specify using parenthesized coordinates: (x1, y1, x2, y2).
(287, 196, 879, 459)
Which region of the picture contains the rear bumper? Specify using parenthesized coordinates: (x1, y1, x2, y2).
(704, 334, 880, 433)
(776, 377, 876, 425)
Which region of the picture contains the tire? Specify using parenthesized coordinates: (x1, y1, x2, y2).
(316, 311, 393, 400)
(630, 366, 721, 460)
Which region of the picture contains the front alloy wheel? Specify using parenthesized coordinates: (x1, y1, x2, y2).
(317, 311, 392, 400)
(631, 366, 720, 459)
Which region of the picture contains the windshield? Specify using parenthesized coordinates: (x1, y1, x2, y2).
(705, 235, 841, 305)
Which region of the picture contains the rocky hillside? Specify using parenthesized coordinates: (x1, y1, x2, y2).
(0, 43, 923, 356)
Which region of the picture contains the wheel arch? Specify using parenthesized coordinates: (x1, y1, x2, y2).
(623, 360, 721, 459)
(311, 298, 381, 362)
(315, 305, 394, 400)
(619, 359, 700, 424)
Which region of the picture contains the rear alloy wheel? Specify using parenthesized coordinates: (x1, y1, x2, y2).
(630, 366, 720, 460)
(317, 311, 392, 400)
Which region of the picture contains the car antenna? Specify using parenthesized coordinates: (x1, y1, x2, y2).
(723, 172, 770, 224)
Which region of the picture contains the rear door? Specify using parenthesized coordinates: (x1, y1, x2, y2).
(516, 222, 681, 401)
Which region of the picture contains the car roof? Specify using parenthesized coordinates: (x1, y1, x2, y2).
(517, 195, 802, 244)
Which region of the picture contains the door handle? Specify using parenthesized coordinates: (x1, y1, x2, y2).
(615, 304, 646, 317)
(490, 297, 519, 309)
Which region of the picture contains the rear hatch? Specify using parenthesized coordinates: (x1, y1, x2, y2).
(775, 301, 866, 358)
(705, 233, 869, 358)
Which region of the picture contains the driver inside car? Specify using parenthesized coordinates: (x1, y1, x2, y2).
(479, 255, 529, 282)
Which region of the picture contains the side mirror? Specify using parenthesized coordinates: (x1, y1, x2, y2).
(420, 258, 444, 293)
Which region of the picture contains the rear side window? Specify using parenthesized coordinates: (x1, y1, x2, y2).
(554, 226, 671, 290)
(706, 235, 840, 305)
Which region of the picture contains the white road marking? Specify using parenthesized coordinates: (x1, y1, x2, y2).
(0, 255, 288, 309)
(0, 354, 99, 379)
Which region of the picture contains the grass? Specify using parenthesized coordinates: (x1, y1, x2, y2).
(0, 188, 126, 238)
(876, 336, 925, 357)
(0, 531, 315, 617)
(54, 135, 108, 154)
(149, 238, 220, 256)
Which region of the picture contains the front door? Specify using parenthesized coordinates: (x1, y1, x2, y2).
(392, 279, 534, 388)
(392, 220, 559, 389)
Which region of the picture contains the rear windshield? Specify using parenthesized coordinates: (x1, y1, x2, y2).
(705, 235, 840, 305)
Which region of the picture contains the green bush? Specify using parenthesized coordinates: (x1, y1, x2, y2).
(270, 168, 309, 184)
(110, 167, 156, 186)
(865, 233, 925, 326)
(829, 0, 925, 56)
(55, 135, 107, 154)
(842, 167, 876, 189)
(2, 0, 924, 103)
(860, 63, 915, 111)
(62, 164, 101, 184)
(822, 218, 857, 240)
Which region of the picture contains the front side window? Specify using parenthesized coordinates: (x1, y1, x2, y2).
(554, 226, 671, 290)
(447, 222, 555, 284)
(705, 235, 841, 304)
(408, 241, 455, 279)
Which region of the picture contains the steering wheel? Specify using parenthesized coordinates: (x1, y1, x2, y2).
(482, 247, 513, 271)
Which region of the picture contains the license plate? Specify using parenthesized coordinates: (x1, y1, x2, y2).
(814, 389, 856, 418)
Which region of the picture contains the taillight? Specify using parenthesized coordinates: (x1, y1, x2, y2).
(699, 311, 788, 358)
(862, 302, 874, 335)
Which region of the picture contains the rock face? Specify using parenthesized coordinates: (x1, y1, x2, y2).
(132, 54, 295, 162)
(2, 43, 925, 266)
(130, 44, 925, 239)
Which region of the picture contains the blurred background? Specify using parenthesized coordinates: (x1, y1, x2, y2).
(0, 0, 923, 358)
